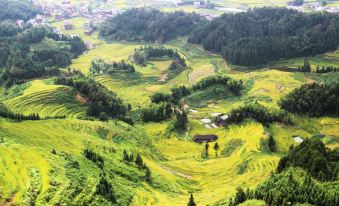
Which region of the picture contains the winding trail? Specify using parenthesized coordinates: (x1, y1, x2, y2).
(159, 164, 192, 179)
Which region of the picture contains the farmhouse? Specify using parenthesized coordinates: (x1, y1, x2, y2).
(84, 28, 93, 36)
(193, 134, 218, 143)
(64, 20, 73, 30)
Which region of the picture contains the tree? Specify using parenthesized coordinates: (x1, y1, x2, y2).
(175, 109, 188, 131)
(96, 174, 117, 203)
(205, 142, 209, 158)
(187, 194, 196, 206)
(267, 135, 276, 152)
(123, 150, 129, 161)
(99, 112, 109, 122)
(213, 142, 220, 157)
(145, 167, 152, 184)
(135, 154, 144, 168)
(234, 187, 246, 205)
(188, 8, 338, 66)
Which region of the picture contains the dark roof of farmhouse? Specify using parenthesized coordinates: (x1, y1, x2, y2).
(193, 134, 218, 142)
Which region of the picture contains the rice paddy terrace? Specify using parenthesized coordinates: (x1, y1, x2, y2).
(1, 6, 339, 206)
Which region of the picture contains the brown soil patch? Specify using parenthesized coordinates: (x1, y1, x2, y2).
(75, 93, 88, 104)
(305, 76, 316, 84)
(276, 84, 285, 92)
(158, 73, 168, 82)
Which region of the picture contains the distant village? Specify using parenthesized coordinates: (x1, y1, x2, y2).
(288, 1, 339, 13)
(20, 0, 124, 37)
(18, 0, 339, 41)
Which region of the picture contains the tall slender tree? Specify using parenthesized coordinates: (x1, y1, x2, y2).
(187, 194, 196, 206)
(205, 142, 209, 158)
(213, 142, 220, 157)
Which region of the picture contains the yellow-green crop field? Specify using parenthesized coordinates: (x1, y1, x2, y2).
(1, 10, 339, 206)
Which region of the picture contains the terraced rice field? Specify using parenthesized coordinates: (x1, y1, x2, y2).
(71, 43, 142, 74)
(153, 122, 280, 205)
(3, 80, 86, 118)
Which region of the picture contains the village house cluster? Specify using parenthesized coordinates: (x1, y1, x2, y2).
(24, 0, 124, 32)
(288, 1, 339, 13)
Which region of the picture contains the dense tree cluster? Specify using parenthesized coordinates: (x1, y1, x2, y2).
(297, 58, 311, 72)
(133, 46, 186, 71)
(224, 103, 292, 125)
(99, 8, 205, 42)
(229, 138, 338, 205)
(188, 7, 339, 66)
(0, 25, 86, 86)
(277, 138, 338, 181)
(150, 92, 172, 104)
(192, 76, 244, 96)
(141, 102, 173, 122)
(0, 103, 40, 120)
(253, 172, 338, 206)
(55, 75, 127, 118)
(279, 82, 339, 117)
(90, 58, 135, 75)
(0, 103, 65, 120)
(123, 151, 152, 183)
(170, 85, 192, 104)
(96, 174, 117, 203)
(83, 148, 104, 168)
(149, 76, 244, 105)
(0, 0, 41, 21)
(315, 65, 338, 73)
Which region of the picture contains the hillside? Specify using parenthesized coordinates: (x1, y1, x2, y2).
(0, 1, 338, 206)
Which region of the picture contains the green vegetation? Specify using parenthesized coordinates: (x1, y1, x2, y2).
(99, 8, 205, 42)
(280, 82, 339, 117)
(0, 2, 338, 206)
(0, 25, 86, 86)
(55, 74, 128, 118)
(225, 103, 292, 125)
(229, 139, 339, 205)
(277, 138, 338, 181)
(189, 7, 339, 66)
(133, 46, 186, 71)
(90, 58, 135, 75)
(0, 0, 41, 21)
(141, 102, 172, 122)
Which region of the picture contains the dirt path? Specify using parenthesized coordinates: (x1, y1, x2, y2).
(158, 73, 168, 82)
(305, 76, 316, 84)
(159, 164, 192, 179)
(276, 84, 285, 92)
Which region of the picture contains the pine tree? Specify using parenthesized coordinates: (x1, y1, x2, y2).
(129, 154, 134, 162)
(145, 167, 152, 184)
(205, 142, 209, 158)
(268, 135, 276, 152)
(135, 154, 143, 168)
(187, 194, 196, 206)
(175, 109, 188, 131)
(213, 142, 220, 157)
(123, 150, 129, 161)
(234, 186, 246, 205)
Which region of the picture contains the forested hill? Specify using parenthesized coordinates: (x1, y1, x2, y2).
(0, 0, 41, 21)
(99, 8, 206, 42)
(188, 7, 339, 66)
(0, 24, 86, 87)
